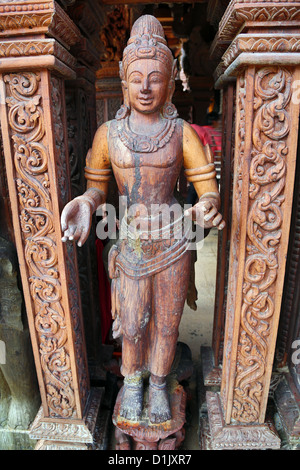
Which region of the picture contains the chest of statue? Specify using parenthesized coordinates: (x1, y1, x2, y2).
(108, 118, 183, 205)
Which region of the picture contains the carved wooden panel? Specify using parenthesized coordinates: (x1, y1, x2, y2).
(0, 70, 88, 419)
(221, 65, 300, 425)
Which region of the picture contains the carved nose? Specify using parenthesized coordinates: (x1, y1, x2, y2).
(141, 78, 150, 93)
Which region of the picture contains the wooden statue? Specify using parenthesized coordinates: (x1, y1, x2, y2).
(61, 15, 225, 444)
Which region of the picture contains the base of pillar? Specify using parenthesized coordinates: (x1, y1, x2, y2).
(112, 379, 186, 450)
(35, 440, 89, 450)
(29, 387, 104, 448)
(201, 346, 222, 388)
(203, 391, 281, 450)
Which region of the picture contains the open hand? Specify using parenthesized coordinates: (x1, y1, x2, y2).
(61, 196, 93, 247)
(184, 196, 225, 230)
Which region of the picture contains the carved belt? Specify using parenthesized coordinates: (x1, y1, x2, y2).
(115, 234, 190, 279)
(120, 212, 185, 246)
(108, 214, 191, 280)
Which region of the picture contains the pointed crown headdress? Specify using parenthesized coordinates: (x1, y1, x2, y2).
(120, 15, 174, 79)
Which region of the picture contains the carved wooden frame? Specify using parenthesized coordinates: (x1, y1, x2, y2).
(0, 1, 103, 449)
(206, 0, 300, 450)
(222, 63, 300, 423)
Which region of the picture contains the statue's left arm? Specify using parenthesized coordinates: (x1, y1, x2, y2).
(182, 121, 225, 230)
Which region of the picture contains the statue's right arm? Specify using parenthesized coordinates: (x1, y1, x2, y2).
(61, 122, 112, 247)
(182, 121, 225, 230)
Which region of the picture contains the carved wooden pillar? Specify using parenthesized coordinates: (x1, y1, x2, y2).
(0, 1, 103, 449)
(204, 0, 300, 450)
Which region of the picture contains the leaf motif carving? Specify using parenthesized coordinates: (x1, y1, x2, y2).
(232, 67, 291, 423)
(4, 71, 76, 419)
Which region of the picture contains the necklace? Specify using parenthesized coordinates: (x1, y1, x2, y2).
(117, 116, 176, 153)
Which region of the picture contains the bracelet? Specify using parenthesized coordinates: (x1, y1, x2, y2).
(80, 194, 97, 212)
(199, 191, 220, 201)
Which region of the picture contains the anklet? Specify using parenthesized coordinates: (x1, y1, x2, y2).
(149, 378, 167, 390)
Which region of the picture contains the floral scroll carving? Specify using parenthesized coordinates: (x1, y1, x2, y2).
(4, 71, 77, 419)
(232, 67, 292, 423)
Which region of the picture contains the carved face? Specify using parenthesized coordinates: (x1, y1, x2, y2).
(126, 59, 171, 115)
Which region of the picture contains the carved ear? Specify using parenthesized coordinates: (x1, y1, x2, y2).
(167, 60, 177, 102)
(117, 63, 130, 119)
(119, 61, 125, 80)
(172, 59, 178, 80)
(121, 80, 129, 107)
(119, 62, 129, 101)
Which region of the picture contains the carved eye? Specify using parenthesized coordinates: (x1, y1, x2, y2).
(130, 77, 142, 84)
(150, 76, 161, 84)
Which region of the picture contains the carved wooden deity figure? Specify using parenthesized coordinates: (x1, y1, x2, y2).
(61, 15, 225, 424)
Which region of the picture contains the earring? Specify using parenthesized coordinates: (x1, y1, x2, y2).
(115, 104, 130, 120)
(162, 63, 178, 120)
(162, 102, 178, 120)
(116, 75, 130, 120)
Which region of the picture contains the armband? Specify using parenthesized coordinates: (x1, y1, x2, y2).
(84, 166, 112, 183)
(184, 163, 216, 183)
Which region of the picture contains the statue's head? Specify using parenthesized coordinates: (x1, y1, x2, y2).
(116, 15, 178, 120)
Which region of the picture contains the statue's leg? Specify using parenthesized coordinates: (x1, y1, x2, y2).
(119, 273, 152, 421)
(149, 250, 191, 423)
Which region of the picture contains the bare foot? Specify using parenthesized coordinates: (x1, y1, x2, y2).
(120, 376, 143, 421)
(149, 377, 171, 424)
